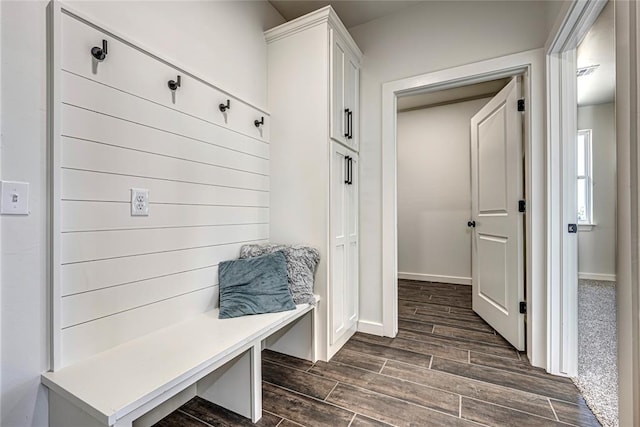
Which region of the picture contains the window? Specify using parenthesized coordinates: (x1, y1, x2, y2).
(577, 129, 593, 224)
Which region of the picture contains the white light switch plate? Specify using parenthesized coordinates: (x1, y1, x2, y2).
(0, 181, 30, 215)
(131, 188, 149, 216)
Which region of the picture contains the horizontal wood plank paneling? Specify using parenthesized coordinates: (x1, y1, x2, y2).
(62, 104, 269, 175)
(61, 268, 218, 328)
(61, 71, 269, 159)
(61, 169, 269, 206)
(61, 11, 269, 142)
(61, 223, 269, 264)
(61, 137, 269, 191)
(61, 287, 218, 366)
(61, 240, 267, 296)
(61, 202, 269, 232)
(55, 12, 271, 367)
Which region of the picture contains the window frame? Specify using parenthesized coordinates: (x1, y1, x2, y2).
(576, 128, 594, 226)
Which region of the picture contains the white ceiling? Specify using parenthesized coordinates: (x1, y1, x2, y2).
(268, 0, 418, 29)
(397, 78, 510, 111)
(577, 1, 615, 106)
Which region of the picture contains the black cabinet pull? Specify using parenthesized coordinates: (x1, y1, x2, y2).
(467, 220, 476, 228)
(344, 109, 350, 138)
(344, 156, 350, 184)
(348, 110, 353, 140)
(254, 116, 264, 127)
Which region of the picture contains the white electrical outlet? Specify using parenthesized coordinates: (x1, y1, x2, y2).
(131, 188, 149, 216)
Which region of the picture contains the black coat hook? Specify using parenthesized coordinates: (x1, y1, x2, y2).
(219, 99, 231, 112)
(168, 75, 181, 91)
(254, 116, 264, 128)
(91, 39, 108, 62)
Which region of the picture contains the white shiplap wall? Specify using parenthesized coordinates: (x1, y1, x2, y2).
(53, 7, 270, 369)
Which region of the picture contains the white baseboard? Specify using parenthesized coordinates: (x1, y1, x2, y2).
(357, 320, 384, 336)
(578, 272, 617, 282)
(398, 272, 472, 285)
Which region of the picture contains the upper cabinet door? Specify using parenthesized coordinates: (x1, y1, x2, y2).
(330, 29, 360, 151)
(344, 57, 359, 151)
(330, 29, 347, 146)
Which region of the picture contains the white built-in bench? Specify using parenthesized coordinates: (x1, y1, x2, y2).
(41, 303, 315, 427)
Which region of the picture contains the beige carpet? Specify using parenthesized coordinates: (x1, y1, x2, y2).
(574, 279, 618, 427)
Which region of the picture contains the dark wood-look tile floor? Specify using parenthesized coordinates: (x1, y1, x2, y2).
(154, 280, 600, 426)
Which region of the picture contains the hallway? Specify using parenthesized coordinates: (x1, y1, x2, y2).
(156, 280, 600, 426)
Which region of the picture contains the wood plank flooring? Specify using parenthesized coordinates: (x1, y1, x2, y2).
(154, 280, 600, 426)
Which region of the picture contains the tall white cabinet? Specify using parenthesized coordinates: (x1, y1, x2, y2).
(265, 6, 362, 360)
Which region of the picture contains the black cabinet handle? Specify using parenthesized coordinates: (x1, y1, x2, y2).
(344, 156, 350, 184)
(344, 109, 350, 138)
(348, 110, 353, 140)
(467, 220, 476, 228)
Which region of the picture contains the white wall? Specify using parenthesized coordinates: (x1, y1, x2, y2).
(349, 1, 560, 325)
(0, 2, 283, 425)
(577, 103, 616, 280)
(397, 98, 490, 284)
(65, 1, 284, 109)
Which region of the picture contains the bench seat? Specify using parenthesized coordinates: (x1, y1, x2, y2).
(42, 303, 315, 427)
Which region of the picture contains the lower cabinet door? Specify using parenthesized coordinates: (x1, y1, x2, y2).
(345, 152, 359, 331)
(330, 143, 358, 348)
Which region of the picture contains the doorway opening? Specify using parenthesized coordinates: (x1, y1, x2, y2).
(395, 77, 530, 351)
(381, 49, 547, 367)
(573, 2, 618, 426)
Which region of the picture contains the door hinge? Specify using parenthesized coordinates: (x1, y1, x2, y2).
(518, 200, 526, 213)
(517, 98, 525, 112)
(568, 223, 578, 233)
(519, 301, 527, 314)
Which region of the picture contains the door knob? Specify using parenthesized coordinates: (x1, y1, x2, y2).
(467, 220, 476, 228)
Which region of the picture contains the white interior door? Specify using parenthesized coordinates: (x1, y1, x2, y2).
(470, 76, 525, 351)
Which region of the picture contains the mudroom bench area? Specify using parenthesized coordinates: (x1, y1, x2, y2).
(41, 2, 361, 426)
(42, 3, 324, 426)
(42, 302, 315, 427)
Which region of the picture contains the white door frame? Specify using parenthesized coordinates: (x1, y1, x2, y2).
(545, 0, 607, 377)
(381, 49, 546, 367)
(613, 0, 640, 424)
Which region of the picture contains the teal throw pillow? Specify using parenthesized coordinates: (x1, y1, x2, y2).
(218, 252, 295, 319)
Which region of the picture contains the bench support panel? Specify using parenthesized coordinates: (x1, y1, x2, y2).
(132, 385, 196, 427)
(196, 343, 262, 422)
(264, 309, 315, 361)
(50, 391, 108, 427)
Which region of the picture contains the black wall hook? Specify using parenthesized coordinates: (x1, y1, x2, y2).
(91, 39, 108, 62)
(219, 99, 231, 112)
(168, 75, 181, 91)
(254, 116, 264, 128)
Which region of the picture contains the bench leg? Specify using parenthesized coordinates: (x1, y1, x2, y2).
(196, 343, 262, 423)
(250, 342, 262, 422)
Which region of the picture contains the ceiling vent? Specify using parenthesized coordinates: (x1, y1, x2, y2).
(577, 65, 600, 77)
